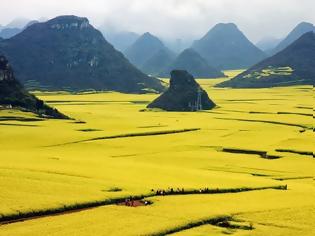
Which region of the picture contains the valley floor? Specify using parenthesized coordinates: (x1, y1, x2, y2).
(0, 72, 314, 235)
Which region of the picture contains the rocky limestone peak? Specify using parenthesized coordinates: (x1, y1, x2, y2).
(169, 70, 199, 90)
(47, 15, 91, 30)
(0, 55, 70, 119)
(0, 56, 14, 81)
(0, 16, 165, 93)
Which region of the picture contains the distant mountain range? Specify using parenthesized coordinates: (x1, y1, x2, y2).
(124, 31, 226, 78)
(1, 17, 313, 90)
(0, 18, 42, 39)
(159, 49, 225, 78)
(0, 18, 31, 39)
(141, 48, 176, 76)
(217, 31, 315, 88)
(271, 22, 315, 55)
(0, 15, 165, 93)
(192, 23, 266, 70)
(102, 30, 139, 52)
(0, 27, 22, 39)
(5, 17, 31, 28)
(0, 55, 68, 119)
(124, 32, 174, 70)
(256, 37, 282, 52)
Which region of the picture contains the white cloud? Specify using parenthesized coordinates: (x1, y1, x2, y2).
(1, 0, 314, 42)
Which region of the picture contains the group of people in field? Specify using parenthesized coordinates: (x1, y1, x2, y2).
(123, 197, 150, 207)
(152, 187, 231, 196)
(124, 197, 135, 207)
(153, 188, 185, 196)
(124, 185, 289, 207)
(153, 187, 219, 195)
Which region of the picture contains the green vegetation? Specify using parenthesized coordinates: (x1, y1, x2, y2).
(0, 56, 69, 119)
(243, 66, 293, 80)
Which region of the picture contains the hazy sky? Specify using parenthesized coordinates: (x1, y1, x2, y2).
(1, 0, 314, 42)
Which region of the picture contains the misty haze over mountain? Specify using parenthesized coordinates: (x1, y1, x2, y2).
(0, 0, 314, 45)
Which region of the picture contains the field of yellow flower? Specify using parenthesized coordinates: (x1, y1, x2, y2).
(0, 71, 313, 235)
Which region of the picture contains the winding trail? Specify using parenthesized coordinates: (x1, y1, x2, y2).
(0, 185, 287, 226)
(214, 117, 311, 129)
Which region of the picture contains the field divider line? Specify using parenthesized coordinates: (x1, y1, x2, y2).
(146, 215, 233, 236)
(44, 128, 201, 147)
(275, 149, 314, 157)
(272, 176, 314, 181)
(214, 117, 311, 129)
(0, 123, 40, 127)
(0, 185, 287, 226)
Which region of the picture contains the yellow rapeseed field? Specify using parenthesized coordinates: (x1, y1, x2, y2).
(0, 71, 314, 235)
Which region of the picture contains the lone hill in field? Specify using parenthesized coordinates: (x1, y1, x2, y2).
(159, 48, 225, 78)
(147, 70, 216, 111)
(0, 56, 68, 119)
(0, 16, 164, 93)
(271, 22, 314, 55)
(192, 23, 266, 69)
(217, 32, 315, 88)
(124, 32, 173, 69)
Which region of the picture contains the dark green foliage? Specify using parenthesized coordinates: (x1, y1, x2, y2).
(221, 148, 281, 159)
(271, 22, 314, 55)
(217, 32, 315, 88)
(275, 149, 313, 157)
(0, 16, 165, 93)
(214, 117, 311, 129)
(77, 128, 102, 132)
(0, 55, 69, 119)
(159, 49, 225, 78)
(192, 23, 266, 70)
(148, 70, 216, 111)
(105, 187, 123, 192)
(141, 48, 176, 76)
(0, 116, 43, 122)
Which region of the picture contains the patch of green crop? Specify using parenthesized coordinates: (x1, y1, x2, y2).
(244, 66, 294, 80)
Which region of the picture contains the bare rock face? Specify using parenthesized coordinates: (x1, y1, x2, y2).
(147, 70, 216, 111)
(0, 56, 14, 81)
(0, 55, 69, 119)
